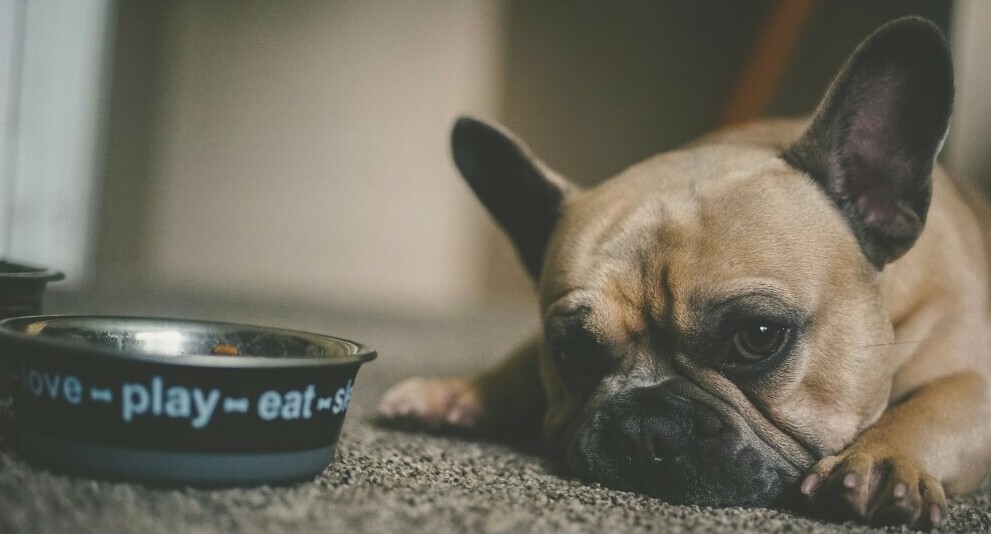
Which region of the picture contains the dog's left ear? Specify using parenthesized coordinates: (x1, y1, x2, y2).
(452, 117, 577, 279)
(785, 17, 953, 268)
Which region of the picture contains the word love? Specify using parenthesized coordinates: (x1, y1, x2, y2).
(22, 368, 84, 405)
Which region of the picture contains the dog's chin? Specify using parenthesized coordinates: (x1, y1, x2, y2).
(563, 401, 801, 507)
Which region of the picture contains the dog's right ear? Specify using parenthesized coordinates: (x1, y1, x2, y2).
(452, 117, 576, 279)
(784, 17, 953, 268)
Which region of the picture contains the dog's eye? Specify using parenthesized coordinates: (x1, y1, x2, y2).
(551, 330, 612, 380)
(555, 339, 602, 370)
(732, 323, 787, 361)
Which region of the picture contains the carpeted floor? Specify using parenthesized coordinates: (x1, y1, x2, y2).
(2, 294, 990, 533)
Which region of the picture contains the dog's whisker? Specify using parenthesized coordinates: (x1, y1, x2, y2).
(860, 340, 926, 348)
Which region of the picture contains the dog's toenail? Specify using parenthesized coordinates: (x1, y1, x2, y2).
(893, 483, 908, 498)
(930, 504, 942, 525)
(445, 409, 463, 425)
(800, 474, 820, 495)
(843, 473, 858, 489)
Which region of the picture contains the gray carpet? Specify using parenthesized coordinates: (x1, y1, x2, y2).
(2, 294, 990, 533)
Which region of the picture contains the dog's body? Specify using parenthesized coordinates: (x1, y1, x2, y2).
(379, 18, 991, 528)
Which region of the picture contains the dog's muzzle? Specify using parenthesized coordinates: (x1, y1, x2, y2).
(566, 378, 799, 507)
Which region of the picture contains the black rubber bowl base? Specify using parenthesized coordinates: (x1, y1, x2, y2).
(17, 427, 337, 487)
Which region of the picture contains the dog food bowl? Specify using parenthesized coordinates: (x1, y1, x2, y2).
(0, 315, 376, 486)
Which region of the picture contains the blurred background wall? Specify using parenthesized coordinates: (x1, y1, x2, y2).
(1, 0, 113, 285)
(3, 0, 989, 319)
(97, 0, 504, 315)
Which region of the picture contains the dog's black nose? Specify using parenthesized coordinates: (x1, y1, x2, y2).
(612, 384, 695, 466)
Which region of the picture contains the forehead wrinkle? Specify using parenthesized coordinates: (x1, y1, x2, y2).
(689, 278, 800, 313)
(623, 197, 705, 343)
(580, 223, 693, 364)
(652, 227, 705, 337)
(584, 262, 653, 350)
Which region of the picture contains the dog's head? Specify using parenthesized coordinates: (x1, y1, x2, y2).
(452, 17, 952, 506)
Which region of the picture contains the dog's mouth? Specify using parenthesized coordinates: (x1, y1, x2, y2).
(563, 380, 803, 507)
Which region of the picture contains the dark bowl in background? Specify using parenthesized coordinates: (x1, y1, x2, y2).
(0, 259, 64, 320)
(0, 259, 64, 398)
(0, 315, 376, 486)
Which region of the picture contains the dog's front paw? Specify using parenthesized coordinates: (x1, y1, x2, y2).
(376, 377, 482, 433)
(800, 448, 946, 529)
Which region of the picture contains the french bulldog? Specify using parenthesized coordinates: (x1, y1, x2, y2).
(378, 17, 991, 528)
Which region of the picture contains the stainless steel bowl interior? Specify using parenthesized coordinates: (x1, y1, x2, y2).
(0, 316, 375, 366)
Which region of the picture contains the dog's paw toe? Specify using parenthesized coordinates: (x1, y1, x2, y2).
(802, 451, 946, 529)
(376, 377, 481, 433)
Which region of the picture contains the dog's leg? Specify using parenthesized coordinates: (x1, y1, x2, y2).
(802, 372, 991, 528)
(377, 335, 545, 438)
